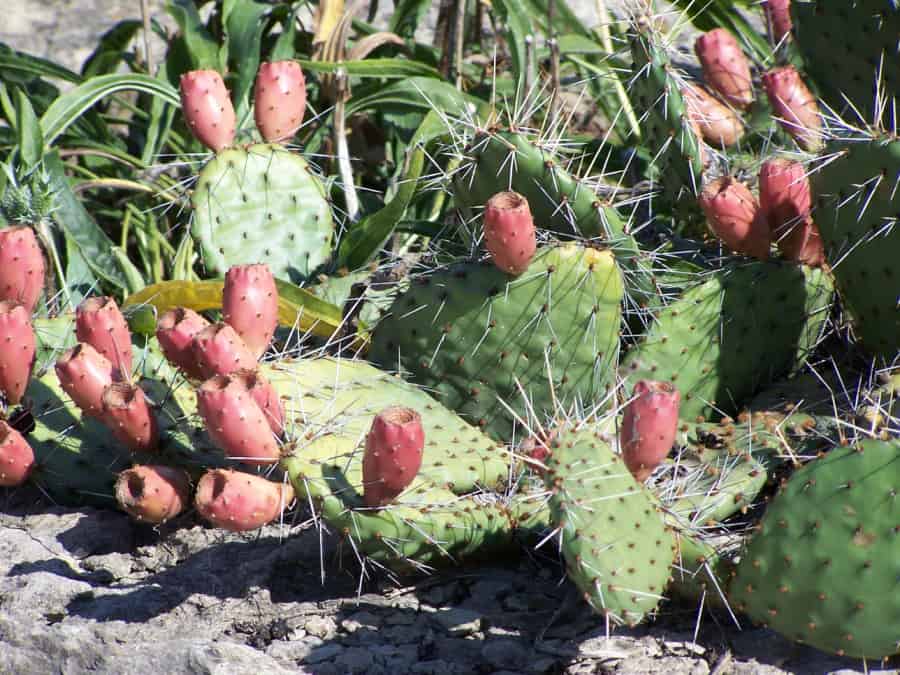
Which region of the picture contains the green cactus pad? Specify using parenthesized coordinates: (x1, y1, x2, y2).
(544, 425, 676, 626)
(368, 243, 624, 439)
(191, 143, 334, 282)
(620, 261, 834, 421)
(811, 134, 900, 356)
(731, 439, 900, 659)
(791, 1, 900, 123)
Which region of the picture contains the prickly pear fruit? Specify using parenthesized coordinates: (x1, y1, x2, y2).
(115, 465, 191, 524)
(620, 380, 680, 482)
(55, 343, 115, 417)
(683, 83, 745, 147)
(75, 296, 133, 380)
(758, 158, 825, 267)
(222, 264, 279, 359)
(191, 322, 257, 379)
(0, 301, 36, 405)
(253, 61, 307, 143)
(0, 225, 45, 314)
(482, 191, 538, 276)
(762, 66, 823, 151)
(362, 406, 425, 507)
(156, 307, 210, 378)
(699, 177, 771, 260)
(101, 382, 159, 453)
(0, 420, 35, 486)
(763, 0, 792, 44)
(179, 69, 236, 153)
(196, 374, 280, 466)
(194, 468, 294, 532)
(694, 29, 754, 108)
(230, 369, 284, 436)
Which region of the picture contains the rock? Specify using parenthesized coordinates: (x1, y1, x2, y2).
(482, 639, 531, 670)
(431, 607, 482, 636)
(334, 646, 375, 673)
(304, 615, 337, 640)
(615, 656, 709, 675)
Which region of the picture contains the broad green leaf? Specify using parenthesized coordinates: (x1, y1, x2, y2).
(557, 34, 607, 55)
(165, 0, 223, 71)
(14, 87, 43, 169)
(491, 0, 532, 96)
(297, 58, 441, 79)
(347, 77, 477, 116)
(110, 246, 147, 295)
(390, 0, 432, 39)
(225, 0, 268, 120)
(270, 7, 300, 61)
(520, 0, 592, 37)
(81, 20, 142, 78)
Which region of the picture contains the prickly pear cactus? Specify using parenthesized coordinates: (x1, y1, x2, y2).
(620, 261, 834, 421)
(730, 438, 900, 659)
(191, 143, 334, 282)
(811, 134, 900, 356)
(544, 424, 676, 626)
(368, 243, 624, 439)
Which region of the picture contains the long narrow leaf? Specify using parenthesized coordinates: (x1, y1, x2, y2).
(14, 87, 42, 170)
(0, 44, 82, 83)
(297, 58, 441, 79)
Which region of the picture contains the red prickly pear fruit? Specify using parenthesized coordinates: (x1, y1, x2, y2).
(191, 322, 257, 379)
(55, 343, 115, 417)
(222, 264, 279, 359)
(156, 308, 210, 378)
(230, 369, 284, 436)
(0, 301, 36, 405)
(763, 0, 792, 44)
(75, 296, 133, 380)
(197, 374, 280, 465)
(483, 192, 538, 276)
(194, 468, 294, 532)
(621, 380, 681, 483)
(683, 83, 745, 147)
(101, 382, 159, 453)
(699, 177, 771, 260)
(0, 420, 35, 487)
(115, 465, 191, 524)
(758, 158, 826, 267)
(694, 29, 754, 109)
(179, 70, 236, 153)
(762, 66, 823, 151)
(0, 225, 45, 314)
(253, 61, 307, 143)
(362, 406, 425, 507)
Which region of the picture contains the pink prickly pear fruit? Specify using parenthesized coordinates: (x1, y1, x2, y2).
(694, 29, 754, 109)
(683, 84, 746, 147)
(222, 264, 279, 359)
(758, 158, 826, 267)
(763, 0, 792, 44)
(483, 192, 538, 276)
(179, 69, 236, 153)
(362, 406, 425, 507)
(75, 296, 133, 380)
(191, 322, 257, 379)
(621, 380, 681, 483)
(0, 301, 36, 405)
(156, 307, 210, 379)
(194, 468, 294, 532)
(55, 343, 115, 417)
(0, 226, 45, 314)
(100, 382, 159, 453)
(115, 464, 191, 524)
(196, 374, 280, 465)
(762, 66, 823, 151)
(699, 177, 771, 260)
(230, 369, 284, 436)
(253, 61, 307, 143)
(0, 420, 35, 486)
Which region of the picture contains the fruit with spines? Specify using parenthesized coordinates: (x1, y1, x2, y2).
(482, 191, 537, 276)
(195, 468, 294, 532)
(229, 368, 284, 437)
(191, 322, 257, 378)
(55, 343, 115, 417)
(179, 69, 236, 152)
(253, 60, 307, 143)
(763, 0, 792, 44)
(683, 83, 745, 147)
(0, 225, 45, 314)
(694, 29, 754, 108)
(115, 465, 191, 524)
(621, 380, 681, 482)
(0, 420, 35, 486)
(758, 158, 824, 267)
(699, 177, 771, 260)
(100, 382, 159, 453)
(362, 406, 425, 507)
(762, 66, 823, 151)
(75, 296, 133, 380)
(222, 263, 279, 359)
(0, 301, 36, 405)
(156, 308, 210, 378)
